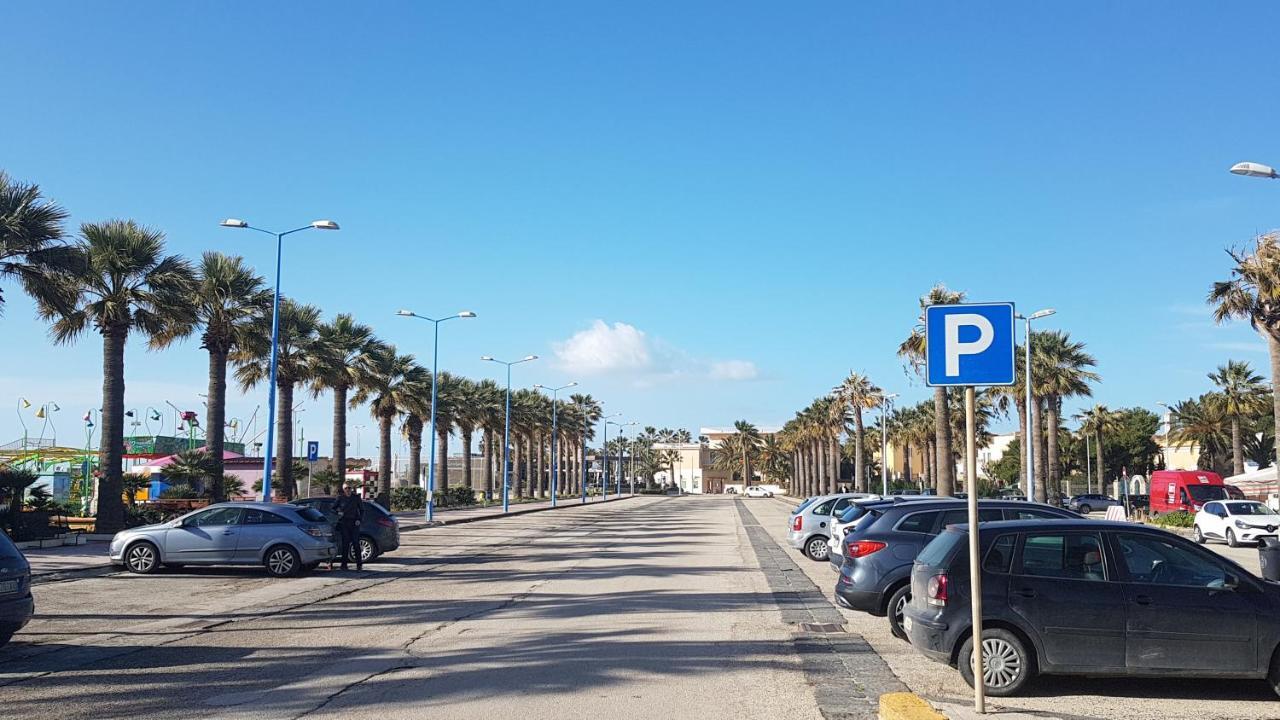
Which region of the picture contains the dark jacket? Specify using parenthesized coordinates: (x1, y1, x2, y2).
(337, 493, 364, 524)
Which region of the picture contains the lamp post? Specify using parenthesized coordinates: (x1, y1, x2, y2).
(1016, 308, 1056, 502)
(608, 420, 637, 496)
(600, 413, 621, 500)
(398, 309, 477, 521)
(221, 217, 338, 500)
(1230, 161, 1279, 180)
(879, 393, 898, 495)
(482, 355, 539, 512)
(534, 382, 578, 508)
(17, 398, 30, 457)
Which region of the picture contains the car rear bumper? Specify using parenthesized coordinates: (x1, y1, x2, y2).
(0, 592, 34, 633)
(902, 607, 952, 664)
(786, 531, 807, 549)
(299, 543, 338, 563)
(833, 583, 881, 614)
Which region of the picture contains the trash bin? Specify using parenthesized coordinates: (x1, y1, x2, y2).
(1260, 536, 1280, 582)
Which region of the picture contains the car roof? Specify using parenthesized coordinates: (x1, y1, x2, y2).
(873, 499, 1071, 514)
(944, 518, 1161, 533)
(207, 501, 305, 511)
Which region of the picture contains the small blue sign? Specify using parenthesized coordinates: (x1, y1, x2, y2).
(925, 303, 1016, 387)
(307, 441, 319, 463)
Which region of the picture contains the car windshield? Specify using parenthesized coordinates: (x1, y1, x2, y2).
(1187, 485, 1229, 502)
(1225, 501, 1277, 516)
(295, 507, 328, 523)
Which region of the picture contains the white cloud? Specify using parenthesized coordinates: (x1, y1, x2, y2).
(709, 360, 759, 381)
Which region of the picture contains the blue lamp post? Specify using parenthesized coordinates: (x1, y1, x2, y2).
(221, 217, 338, 500)
(534, 382, 578, 508)
(600, 412, 621, 500)
(608, 420, 637, 497)
(397, 309, 476, 522)
(482, 354, 538, 513)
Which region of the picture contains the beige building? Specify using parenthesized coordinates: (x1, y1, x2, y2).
(650, 425, 781, 494)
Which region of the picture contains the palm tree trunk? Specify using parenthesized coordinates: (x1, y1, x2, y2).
(277, 381, 295, 500)
(925, 438, 936, 488)
(1015, 399, 1027, 492)
(1046, 396, 1061, 499)
(437, 425, 450, 492)
(205, 346, 229, 502)
(462, 427, 475, 490)
(535, 432, 545, 498)
(408, 428, 422, 499)
(332, 385, 348, 494)
(830, 434, 840, 492)
(853, 410, 865, 493)
(1095, 430, 1105, 495)
(933, 386, 954, 496)
(376, 413, 393, 503)
(1269, 334, 1280, 471)
(513, 435, 524, 498)
(1230, 417, 1245, 477)
(1030, 398, 1046, 503)
(96, 325, 128, 534)
(903, 441, 912, 486)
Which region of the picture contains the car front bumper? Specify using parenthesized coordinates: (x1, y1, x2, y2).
(1234, 526, 1279, 543)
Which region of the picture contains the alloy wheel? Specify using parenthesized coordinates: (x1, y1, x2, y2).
(126, 543, 157, 573)
(806, 538, 828, 560)
(267, 547, 296, 576)
(360, 537, 375, 563)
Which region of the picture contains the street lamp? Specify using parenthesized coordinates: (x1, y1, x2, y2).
(608, 420, 638, 497)
(482, 354, 539, 512)
(222, 217, 338, 500)
(1230, 161, 1279, 179)
(599, 412, 622, 500)
(1016, 308, 1056, 502)
(879, 393, 898, 496)
(399, 309, 477, 521)
(534, 382, 578, 508)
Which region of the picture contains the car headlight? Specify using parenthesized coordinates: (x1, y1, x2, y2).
(1234, 519, 1249, 529)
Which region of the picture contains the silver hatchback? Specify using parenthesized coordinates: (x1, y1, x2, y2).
(109, 502, 337, 577)
(787, 493, 878, 561)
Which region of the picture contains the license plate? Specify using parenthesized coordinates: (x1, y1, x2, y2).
(0, 579, 18, 594)
(902, 616, 913, 634)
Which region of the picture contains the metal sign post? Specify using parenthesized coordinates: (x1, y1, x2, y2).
(926, 302, 1017, 715)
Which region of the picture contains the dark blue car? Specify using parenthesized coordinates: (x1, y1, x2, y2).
(0, 529, 33, 648)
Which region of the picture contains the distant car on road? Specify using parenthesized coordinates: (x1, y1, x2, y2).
(1067, 494, 1122, 514)
(1194, 500, 1280, 547)
(109, 502, 337, 577)
(788, 493, 874, 561)
(903, 519, 1280, 697)
(293, 497, 400, 563)
(743, 486, 773, 498)
(0, 530, 32, 649)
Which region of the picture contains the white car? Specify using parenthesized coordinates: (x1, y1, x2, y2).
(1193, 500, 1280, 547)
(744, 486, 773, 498)
(824, 494, 885, 560)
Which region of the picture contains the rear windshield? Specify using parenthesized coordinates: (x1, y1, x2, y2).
(792, 498, 816, 514)
(295, 507, 328, 523)
(1187, 486, 1228, 502)
(917, 530, 965, 568)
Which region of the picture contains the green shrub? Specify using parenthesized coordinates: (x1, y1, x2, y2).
(125, 505, 166, 528)
(1152, 510, 1195, 528)
(159, 483, 199, 499)
(437, 486, 478, 508)
(391, 486, 426, 511)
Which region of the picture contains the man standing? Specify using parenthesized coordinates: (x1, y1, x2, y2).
(336, 484, 364, 571)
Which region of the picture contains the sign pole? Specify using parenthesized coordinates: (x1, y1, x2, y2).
(966, 386, 985, 713)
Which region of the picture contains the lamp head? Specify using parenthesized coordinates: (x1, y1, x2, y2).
(50, 403, 60, 412)
(396, 309, 414, 317)
(523, 355, 538, 361)
(21, 398, 31, 409)
(1230, 161, 1278, 179)
(220, 218, 249, 229)
(566, 381, 579, 388)
(1030, 309, 1056, 320)
(311, 220, 339, 230)
(458, 311, 476, 318)
(480, 355, 495, 361)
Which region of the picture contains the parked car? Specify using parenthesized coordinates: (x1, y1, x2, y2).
(109, 502, 337, 577)
(1150, 469, 1229, 515)
(788, 493, 873, 561)
(1194, 500, 1280, 547)
(833, 499, 1080, 639)
(293, 497, 400, 563)
(903, 519, 1280, 697)
(1067, 494, 1122, 514)
(1225, 484, 1247, 500)
(724, 487, 738, 494)
(0, 529, 32, 649)
(743, 486, 773, 498)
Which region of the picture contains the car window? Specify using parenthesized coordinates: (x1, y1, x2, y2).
(917, 529, 965, 567)
(1186, 485, 1228, 502)
(1224, 501, 1276, 516)
(896, 511, 939, 534)
(1202, 502, 1221, 515)
(187, 507, 243, 527)
(1017, 533, 1106, 581)
(1114, 533, 1233, 588)
(244, 509, 291, 524)
(812, 500, 835, 515)
(937, 508, 1003, 531)
(1006, 508, 1063, 521)
(832, 498, 853, 513)
(984, 534, 1016, 573)
(296, 507, 328, 523)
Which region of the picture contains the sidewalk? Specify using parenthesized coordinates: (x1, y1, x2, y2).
(392, 493, 637, 530)
(24, 540, 114, 580)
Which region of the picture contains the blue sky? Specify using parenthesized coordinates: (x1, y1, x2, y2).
(3, 2, 1279, 457)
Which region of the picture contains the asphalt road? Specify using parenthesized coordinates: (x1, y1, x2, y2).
(748, 499, 1280, 720)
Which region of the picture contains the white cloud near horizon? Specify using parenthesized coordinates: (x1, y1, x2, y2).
(552, 320, 759, 383)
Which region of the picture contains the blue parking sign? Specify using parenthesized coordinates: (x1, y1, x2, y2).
(307, 441, 319, 462)
(925, 303, 1016, 387)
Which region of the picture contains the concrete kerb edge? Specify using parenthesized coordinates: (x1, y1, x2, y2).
(401, 494, 640, 530)
(879, 692, 948, 720)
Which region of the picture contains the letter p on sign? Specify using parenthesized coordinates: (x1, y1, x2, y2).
(925, 303, 1016, 387)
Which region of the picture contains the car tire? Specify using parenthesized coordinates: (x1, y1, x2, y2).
(1078, 504, 1091, 515)
(359, 535, 378, 563)
(958, 628, 1033, 697)
(1192, 525, 1205, 544)
(0, 630, 12, 649)
(1268, 645, 1280, 698)
(124, 541, 160, 574)
(804, 536, 830, 562)
(263, 544, 301, 577)
(887, 584, 912, 641)
(1226, 528, 1241, 548)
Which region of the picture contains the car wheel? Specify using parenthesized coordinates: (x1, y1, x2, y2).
(264, 544, 301, 577)
(1192, 525, 1205, 544)
(124, 541, 160, 574)
(1268, 645, 1280, 698)
(804, 536, 830, 561)
(887, 584, 912, 641)
(1078, 504, 1091, 515)
(1226, 528, 1241, 548)
(958, 628, 1033, 697)
(0, 630, 12, 649)
(359, 536, 377, 563)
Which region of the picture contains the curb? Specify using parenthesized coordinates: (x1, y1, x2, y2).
(879, 692, 947, 720)
(397, 494, 640, 531)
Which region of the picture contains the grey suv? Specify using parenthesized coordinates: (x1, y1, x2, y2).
(293, 497, 400, 563)
(1067, 494, 1121, 514)
(833, 499, 1079, 638)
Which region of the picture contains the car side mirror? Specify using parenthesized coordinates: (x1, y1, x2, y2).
(1222, 573, 1241, 592)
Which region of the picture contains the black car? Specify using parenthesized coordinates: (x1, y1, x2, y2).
(903, 520, 1280, 697)
(832, 500, 1079, 639)
(292, 497, 400, 563)
(0, 530, 33, 649)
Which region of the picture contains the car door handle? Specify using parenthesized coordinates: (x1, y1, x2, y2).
(1134, 595, 1153, 606)
(1015, 588, 1036, 599)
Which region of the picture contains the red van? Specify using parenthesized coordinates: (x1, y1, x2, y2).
(1149, 469, 1229, 514)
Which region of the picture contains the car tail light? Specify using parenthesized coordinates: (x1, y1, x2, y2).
(792, 515, 803, 532)
(376, 516, 396, 528)
(302, 524, 331, 538)
(926, 573, 948, 607)
(845, 540, 887, 558)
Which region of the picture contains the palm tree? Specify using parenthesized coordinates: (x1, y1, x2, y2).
(1034, 330, 1099, 500)
(1209, 232, 1280, 474)
(1075, 404, 1117, 493)
(1167, 395, 1232, 476)
(475, 379, 506, 497)
(37, 220, 195, 533)
(453, 377, 482, 491)
(308, 314, 378, 489)
(835, 372, 882, 492)
(233, 299, 321, 500)
(171, 252, 271, 502)
(900, 283, 966, 496)
(1208, 360, 1268, 476)
(430, 371, 462, 493)
(758, 435, 790, 487)
(731, 420, 763, 485)
(161, 448, 218, 496)
(352, 344, 427, 504)
(0, 171, 78, 317)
